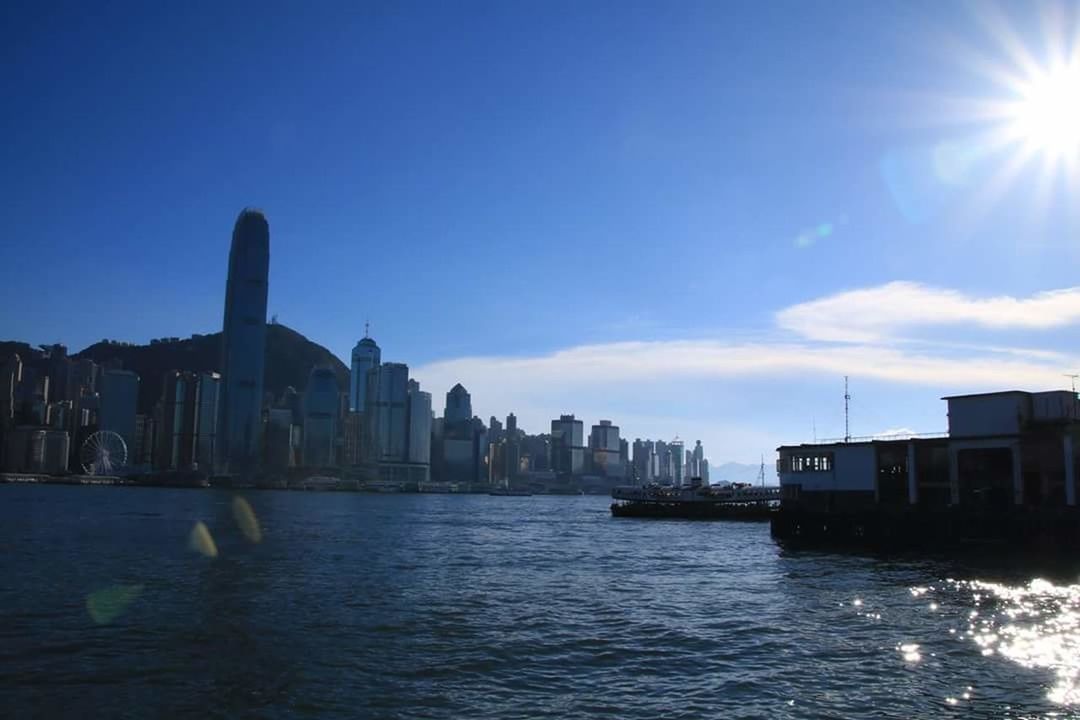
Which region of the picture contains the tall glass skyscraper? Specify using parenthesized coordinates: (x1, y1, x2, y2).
(349, 336, 381, 412)
(303, 367, 340, 467)
(444, 383, 472, 425)
(218, 209, 270, 474)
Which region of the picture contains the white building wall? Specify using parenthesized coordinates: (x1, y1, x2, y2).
(779, 443, 876, 492)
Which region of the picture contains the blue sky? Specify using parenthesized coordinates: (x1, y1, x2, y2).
(3, 1, 1080, 466)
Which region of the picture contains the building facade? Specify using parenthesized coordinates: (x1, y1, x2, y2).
(218, 208, 270, 474)
(551, 414, 585, 476)
(589, 420, 624, 478)
(303, 367, 340, 468)
(349, 336, 381, 412)
(98, 369, 139, 458)
(777, 389, 1080, 513)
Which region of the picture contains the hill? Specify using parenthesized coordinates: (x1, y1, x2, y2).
(74, 324, 348, 414)
(709, 461, 770, 486)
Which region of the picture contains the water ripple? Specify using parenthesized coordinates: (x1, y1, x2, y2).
(2, 486, 1080, 719)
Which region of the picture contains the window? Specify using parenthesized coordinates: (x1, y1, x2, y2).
(783, 452, 833, 473)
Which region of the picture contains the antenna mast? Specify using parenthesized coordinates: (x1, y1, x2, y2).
(844, 376, 851, 443)
(758, 454, 765, 488)
(1066, 373, 1079, 394)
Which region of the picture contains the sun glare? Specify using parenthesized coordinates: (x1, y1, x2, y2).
(1008, 63, 1080, 160)
(919, 2, 1080, 217)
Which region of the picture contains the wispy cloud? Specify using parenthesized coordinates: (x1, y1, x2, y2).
(414, 338, 1073, 398)
(410, 281, 1080, 461)
(777, 281, 1080, 342)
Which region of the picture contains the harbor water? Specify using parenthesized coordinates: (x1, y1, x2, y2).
(2, 485, 1079, 719)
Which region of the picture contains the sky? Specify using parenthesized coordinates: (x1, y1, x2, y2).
(3, 1, 1080, 467)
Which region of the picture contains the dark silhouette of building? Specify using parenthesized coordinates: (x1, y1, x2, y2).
(444, 383, 472, 425)
(304, 366, 340, 467)
(218, 209, 270, 474)
(550, 414, 585, 475)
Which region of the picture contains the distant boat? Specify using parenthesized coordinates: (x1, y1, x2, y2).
(610, 481, 779, 520)
(488, 488, 532, 497)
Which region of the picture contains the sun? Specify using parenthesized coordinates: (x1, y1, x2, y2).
(1006, 63, 1080, 161)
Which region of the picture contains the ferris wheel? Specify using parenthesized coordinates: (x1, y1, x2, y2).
(80, 431, 128, 476)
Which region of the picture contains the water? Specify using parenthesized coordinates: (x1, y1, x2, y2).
(2, 485, 1079, 719)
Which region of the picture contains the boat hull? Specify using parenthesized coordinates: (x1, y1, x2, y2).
(611, 501, 775, 521)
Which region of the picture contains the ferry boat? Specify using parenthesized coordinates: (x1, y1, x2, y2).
(610, 479, 779, 520)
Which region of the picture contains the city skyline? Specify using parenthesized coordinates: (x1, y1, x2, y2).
(3, 2, 1080, 463)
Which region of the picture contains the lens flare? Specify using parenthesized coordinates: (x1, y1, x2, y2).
(189, 521, 218, 558)
(232, 496, 262, 544)
(86, 584, 144, 624)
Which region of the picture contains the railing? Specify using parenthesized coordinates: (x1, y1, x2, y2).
(811, 431, 949, 444)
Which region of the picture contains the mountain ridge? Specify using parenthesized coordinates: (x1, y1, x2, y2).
(60, 323, 348, 414)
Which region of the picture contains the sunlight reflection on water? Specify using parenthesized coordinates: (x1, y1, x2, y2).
(956, 578, 1080, 705)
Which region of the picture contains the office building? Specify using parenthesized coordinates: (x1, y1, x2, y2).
(407, 381, 432, 466)
(66, 358, 97, 402)
(1, 354, 21, 429)
(98, 369, 140, 456)
(218, 208, 270, 473)
(156, 371, 219, 472)
(551, 414, 585, 476)
(445, 383, 472, 425)
(349, 335, 381, 412)
(303, 367, 340, 467)
(632, 439, 655, 483)
(1, 428, 69, 474)
(195, 373, 220, 471)
(266, 407, 296, 469)
(691, 440, 705, 479)
(366, 363, 409, 463)
(671, 439, 685, 486)
(589, 420, 624, 478)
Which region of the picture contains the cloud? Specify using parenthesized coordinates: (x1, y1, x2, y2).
(776, 281, 1080, 342)
(414, 338, 1073, 398)
(409, 280, 1080, 461)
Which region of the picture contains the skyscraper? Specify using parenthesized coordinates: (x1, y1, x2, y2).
(550, 414, 585, 475)
(349, 335, 381, 412)
(218, 209, 270, 474)
(156, 371, 198, 471)
(691, 440, 705, 478)
(98, 369, 139, 456)
(670, 439, 685, 486)
(1, 354, 21, 430)
(632, 439, 654, 484)
(195, 372, 220, 470)
(366, 362, 409, 462)
(589, 420, 624, 478)
(445, 384, 472, 425)
(406, 380, 432, 466)
(303, 366, 340, 467)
